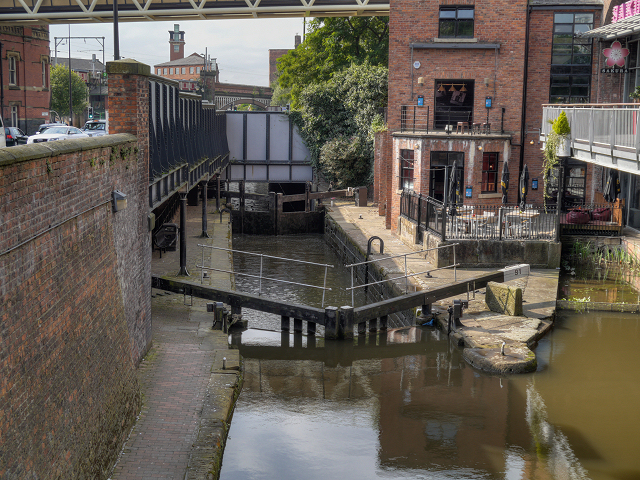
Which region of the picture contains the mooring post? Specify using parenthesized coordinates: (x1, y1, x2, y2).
(293, 318, 303, 333)
(369, 317, 378, 333)
(178, 191, 189, 276)
(201, 179, 209, 238)
(379, 315, 388, 330)
(339, 306, 354, 340)
(281, 315, 290, 331)
(324, 306, 338, 340)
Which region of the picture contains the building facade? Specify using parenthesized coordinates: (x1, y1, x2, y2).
(51, 56, 107, 119)
(1, 25, 51, 135)
(377, 0, 603, 231)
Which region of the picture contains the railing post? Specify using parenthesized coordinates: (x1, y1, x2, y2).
(201, 178, 209, 238)
(178, 191, 189, 276)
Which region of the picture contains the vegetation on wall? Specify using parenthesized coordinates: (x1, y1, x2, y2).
(543, 111, 571, 199)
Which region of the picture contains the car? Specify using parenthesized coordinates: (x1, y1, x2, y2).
(33, 122, 67, 136)
(81, 120, 107, 137)
(0, 117, 5, 148)
(4, 127, 28, 146)
(27, 126, 89, 144)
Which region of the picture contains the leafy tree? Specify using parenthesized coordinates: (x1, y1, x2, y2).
(293, 62, 388, 187)
(276, 16, 388, 108)
(50, 64, 89, 118)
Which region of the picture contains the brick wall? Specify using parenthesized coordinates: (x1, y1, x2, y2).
(374, 130, 392, 226)
(0, 133, 150, 478)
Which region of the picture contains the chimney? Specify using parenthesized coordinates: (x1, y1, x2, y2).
(294, 34, 301, 48)
(169, 24, 186, 61)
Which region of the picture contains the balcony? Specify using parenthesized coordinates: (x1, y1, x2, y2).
(541, 104, 640, 173)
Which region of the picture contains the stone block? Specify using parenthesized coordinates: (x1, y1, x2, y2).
(485, 281, 523, 316)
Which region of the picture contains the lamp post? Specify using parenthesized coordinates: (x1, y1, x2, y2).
(68, 25, 72, 125)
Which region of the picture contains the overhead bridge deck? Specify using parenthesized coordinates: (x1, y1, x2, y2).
(152, 265, 526, 340)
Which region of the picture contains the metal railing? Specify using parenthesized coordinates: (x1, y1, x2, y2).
(400, 191, 445, 241)
(197, 245, 334, 306)
(400, 105, 430, 133)
(345, 244, 460, 306)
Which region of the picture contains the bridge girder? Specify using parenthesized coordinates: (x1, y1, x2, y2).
(0, 0, 389, 25)
(218, 98, 270, 110)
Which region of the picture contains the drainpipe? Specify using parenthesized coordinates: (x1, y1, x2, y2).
(518, 3, 532, 206)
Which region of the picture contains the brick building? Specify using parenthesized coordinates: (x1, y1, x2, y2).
(377, 0, 603, 230)
(1, 25, 51, 135)
(51, 56, 108, 118)
(268, 34, 301, 85)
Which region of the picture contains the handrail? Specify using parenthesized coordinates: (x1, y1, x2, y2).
(197, 244, 334, 306)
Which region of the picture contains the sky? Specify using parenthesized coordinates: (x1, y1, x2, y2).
(50, 18, 304, 87)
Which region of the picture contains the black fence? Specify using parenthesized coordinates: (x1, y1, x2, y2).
(400, 191, 445, 242)
(400, 105, 430, 133)
(148, 78, 229, 181)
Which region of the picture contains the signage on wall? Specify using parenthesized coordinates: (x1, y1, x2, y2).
(612, 0, 640, 23)
(417, 95, 424, 106)
(601, 41, 630, 73)
(485, 97, 492, 108)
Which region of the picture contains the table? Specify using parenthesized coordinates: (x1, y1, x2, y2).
(504, 210, 540, 237)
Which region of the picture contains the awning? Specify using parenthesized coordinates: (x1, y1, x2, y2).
(578, 14, 640, 40)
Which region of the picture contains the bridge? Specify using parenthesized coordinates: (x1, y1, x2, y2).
(151, 266, 526, 341)
(214, 82, 272, 111)
(0, 0, 389, 24)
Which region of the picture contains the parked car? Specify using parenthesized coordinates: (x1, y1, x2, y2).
(4, 127, 28, 146)
(33, 122, 67, 136)
(81, 120, 107, 137)
(27, 126, 89, 144)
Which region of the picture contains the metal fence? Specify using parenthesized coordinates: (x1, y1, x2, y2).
(148, 77, 229, 181)
(400, 191, 445, 242)
(400, 105, 430, 133)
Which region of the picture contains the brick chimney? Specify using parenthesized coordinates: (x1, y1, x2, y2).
(169, 24, 185, 61)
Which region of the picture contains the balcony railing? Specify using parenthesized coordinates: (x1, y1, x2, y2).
(541, 104, 640, 172)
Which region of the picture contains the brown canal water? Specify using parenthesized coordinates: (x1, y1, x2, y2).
(219, 235, 640, 480)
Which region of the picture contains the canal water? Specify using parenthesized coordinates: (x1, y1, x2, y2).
(220, 234, 640, 480)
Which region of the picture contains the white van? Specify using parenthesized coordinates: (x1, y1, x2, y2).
(0, 117, 6, 148)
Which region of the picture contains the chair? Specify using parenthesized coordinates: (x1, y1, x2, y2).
(472, 122, 482, 134)
(481, 122, 491, 134)
(456, 121, 467, 134)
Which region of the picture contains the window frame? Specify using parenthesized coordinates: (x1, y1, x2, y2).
(399, 149, 415, 191)
(8, 55, 17, 85)
(41, 59, 47, 88)
(11, 105, 18, 127)
(481, 153, 499, 193)
(439, 6, 475, 39)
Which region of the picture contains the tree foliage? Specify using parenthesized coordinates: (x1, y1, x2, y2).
(276, 16, 388, 108)
(50, 64, 89, 118)
(293, 62, 388, 188)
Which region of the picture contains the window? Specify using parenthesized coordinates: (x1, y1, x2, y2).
(9, 56, 17, 85)
(550, 13, 594, 104)
(181, 67, 186, 74)
(430, 151, 464, 202)
(163, 68, 167, 75)
(190, 67, 194, 74)
(42, 60, 47, 87)
(439, 7, 474, 38)
(157, 68, 161, 75)
(197, 67, 201, 73)
(434, 79, 474, 129)
(174, 44, 179, 52)
(170, 68, 174, 74)
(399, 149, 415, 190)
(481, 153, 499, 193)
(11, 106, 18, 127)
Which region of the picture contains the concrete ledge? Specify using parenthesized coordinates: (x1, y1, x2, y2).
(463, 343, 537, 374)
(556, 299, 640, 312)
(0, 134, 137, 166)
(486, 281, 523, 316)
(106, 58, 151, 76)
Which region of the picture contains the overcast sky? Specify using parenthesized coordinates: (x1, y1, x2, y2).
(50, 18, 303, 87)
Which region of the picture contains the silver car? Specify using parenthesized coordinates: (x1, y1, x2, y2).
(27, 126, 89, 144)
(82, 120, 107, 137)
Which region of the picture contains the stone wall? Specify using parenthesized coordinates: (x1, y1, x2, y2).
(0, 134, 150, 478)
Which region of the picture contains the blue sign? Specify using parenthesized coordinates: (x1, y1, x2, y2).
(532, 179, 538, 190)
(485, 97, 492, 108)
(465, 187, 472, 198)
(417, 95, 424, 106)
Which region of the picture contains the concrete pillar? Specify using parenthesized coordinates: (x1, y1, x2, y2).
(369, 317, 378, 333)
(293, 318, 303, 333)
(379, 315, 388, 330)
(339, 306, 354, 340)
(281, 315, 290, 331)
(307, 321, 316, 336)
(324, 306, 338, 340)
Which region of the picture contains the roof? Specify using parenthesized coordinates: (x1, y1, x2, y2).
(51, 57, 105, 72)
(154, 53, 207, 68)
(579, 14, 640, 39)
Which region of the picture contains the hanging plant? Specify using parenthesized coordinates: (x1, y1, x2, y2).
(543, 111, 571, 204)
(630, 85, 640, 101)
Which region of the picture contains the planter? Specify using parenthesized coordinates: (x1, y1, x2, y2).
(557, 136, 571, 157)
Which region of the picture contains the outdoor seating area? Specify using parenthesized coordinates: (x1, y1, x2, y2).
(445, 206, 554, 240)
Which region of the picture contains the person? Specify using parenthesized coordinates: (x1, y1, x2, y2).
(328, 181, 333, 192)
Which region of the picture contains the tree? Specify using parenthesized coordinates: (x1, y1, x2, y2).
(293, 62, 388, 187)
(276, 16, 388, 108)
(50, 64, 89, 119)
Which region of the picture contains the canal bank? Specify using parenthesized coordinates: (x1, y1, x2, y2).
(110, 206, 242, 480)
(326, 201, 559, 374)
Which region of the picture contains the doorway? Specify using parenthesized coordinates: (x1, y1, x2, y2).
(430, 151, 464, 203)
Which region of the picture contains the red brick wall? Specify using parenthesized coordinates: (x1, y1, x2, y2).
(1, 25, 51, 134)
(374, 130, 393, 226)
(269, 48, 290, 85)
(0, 133, 149, 478)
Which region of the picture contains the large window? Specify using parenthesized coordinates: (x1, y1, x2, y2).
(430, 151, 464, 203)
(11, 105, 18, 127)
(439, 7, 474, 38)
(482, 153, 499, 193)
(399, 149, 415, 190)
(434, 79, 474, 129)
(550, 13, 594, 104)
(42, 60, 47, 88)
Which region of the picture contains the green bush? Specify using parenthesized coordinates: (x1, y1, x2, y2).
(319, 136, 371, 188)
(552, 111, 571, 136)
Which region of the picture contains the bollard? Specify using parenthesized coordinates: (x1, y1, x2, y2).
(223, 357, 227, 369)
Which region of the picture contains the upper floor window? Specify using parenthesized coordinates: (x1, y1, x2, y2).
(550, 13, 594, 104)
(170, 68, 174, 74)
(439, 7, 474, 38)
(42, 60, 47, 87)
(181, 67, 186, 74)
(481, 153, 499, 193)
(190, 67, 194, 74)
(197, 67, 201, 73)
(174, 44, 179, 52)
(8, 56, 17, 85)
(157, 68, 161, 75)
(163, 68, 167, 75)
(399, 149, 415, 190)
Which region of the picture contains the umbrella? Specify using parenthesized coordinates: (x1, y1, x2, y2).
(603, 169, 620, 203)
(448, 161, 459, 217)
(519, 165, 529, 212)
(500, 162, 509, 204)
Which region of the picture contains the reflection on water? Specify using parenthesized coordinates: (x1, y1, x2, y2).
(221, 236, 640, 480)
